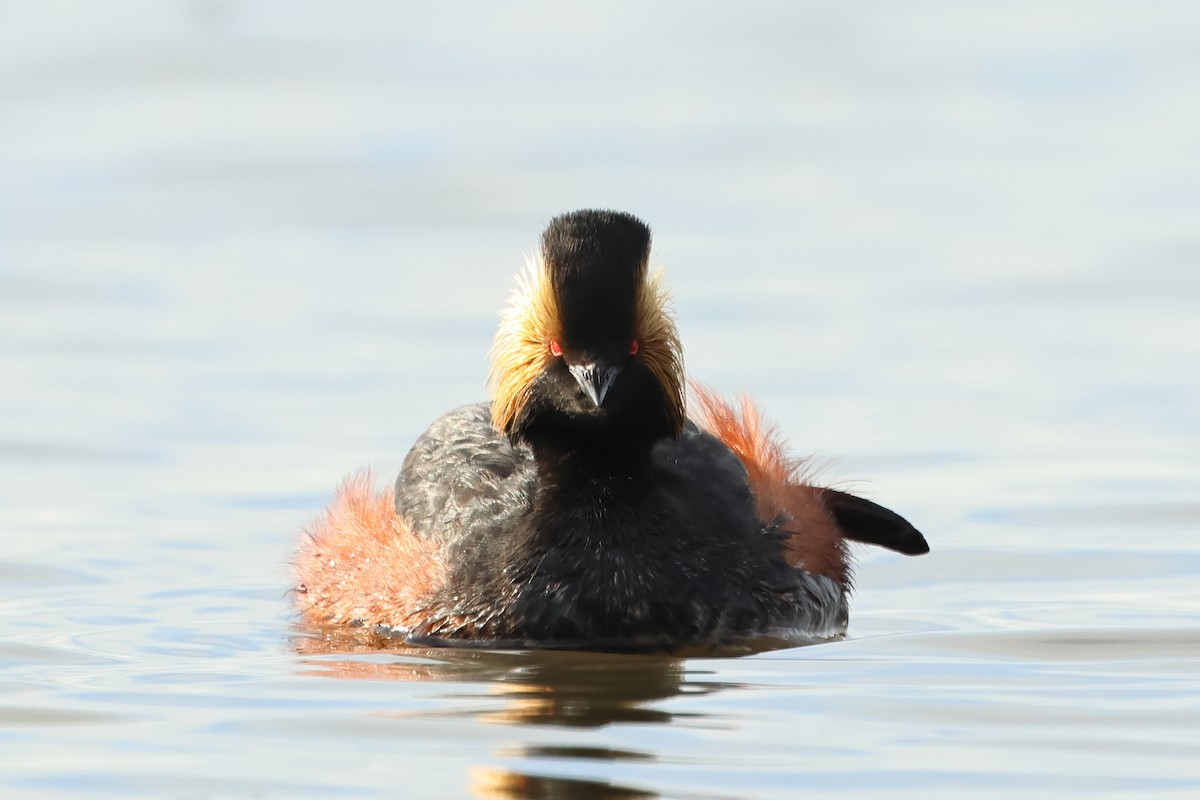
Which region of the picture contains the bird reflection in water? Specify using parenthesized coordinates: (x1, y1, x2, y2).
(291, 625, 752, 798)
(292, 623, 746, 727)
(469, 767, 658, 799)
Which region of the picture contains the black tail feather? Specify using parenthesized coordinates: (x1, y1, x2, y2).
(821, 489, 929, 556)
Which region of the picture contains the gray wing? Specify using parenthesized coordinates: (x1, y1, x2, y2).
(651, 421, 757, 514)
(653, 422, 804, 593)
(395, 402, 536, 542)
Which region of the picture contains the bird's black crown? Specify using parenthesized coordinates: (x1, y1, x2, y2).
(541, 210, 651, 351)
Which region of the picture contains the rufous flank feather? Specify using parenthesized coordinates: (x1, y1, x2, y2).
(690, 385, 848, 586)
(295, 472, 444, 629)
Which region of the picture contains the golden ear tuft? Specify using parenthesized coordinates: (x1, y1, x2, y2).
(635, 268, 686, 436)
(489, 254, 560, 435)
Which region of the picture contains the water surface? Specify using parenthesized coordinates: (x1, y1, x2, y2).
(2, 2, 1198, 797)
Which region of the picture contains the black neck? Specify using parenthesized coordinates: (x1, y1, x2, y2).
(521, 423, 656, 532)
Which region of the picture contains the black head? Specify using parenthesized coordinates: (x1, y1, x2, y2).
(490, 210, 685, 443)
(541, 210, 651, 359)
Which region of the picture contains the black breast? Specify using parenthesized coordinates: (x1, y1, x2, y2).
(395, 406, 802, 646)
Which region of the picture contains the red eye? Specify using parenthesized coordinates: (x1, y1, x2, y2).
(630, 340, 640, 355)
(549, 339, 563, 357)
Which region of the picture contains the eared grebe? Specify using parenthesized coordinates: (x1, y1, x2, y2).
(295, 210, 928, 651)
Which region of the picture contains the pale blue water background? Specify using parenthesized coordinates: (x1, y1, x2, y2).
(2, 2, 1199, 797)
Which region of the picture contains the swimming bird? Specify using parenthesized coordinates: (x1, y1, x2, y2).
(295, 210, 927, 651)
